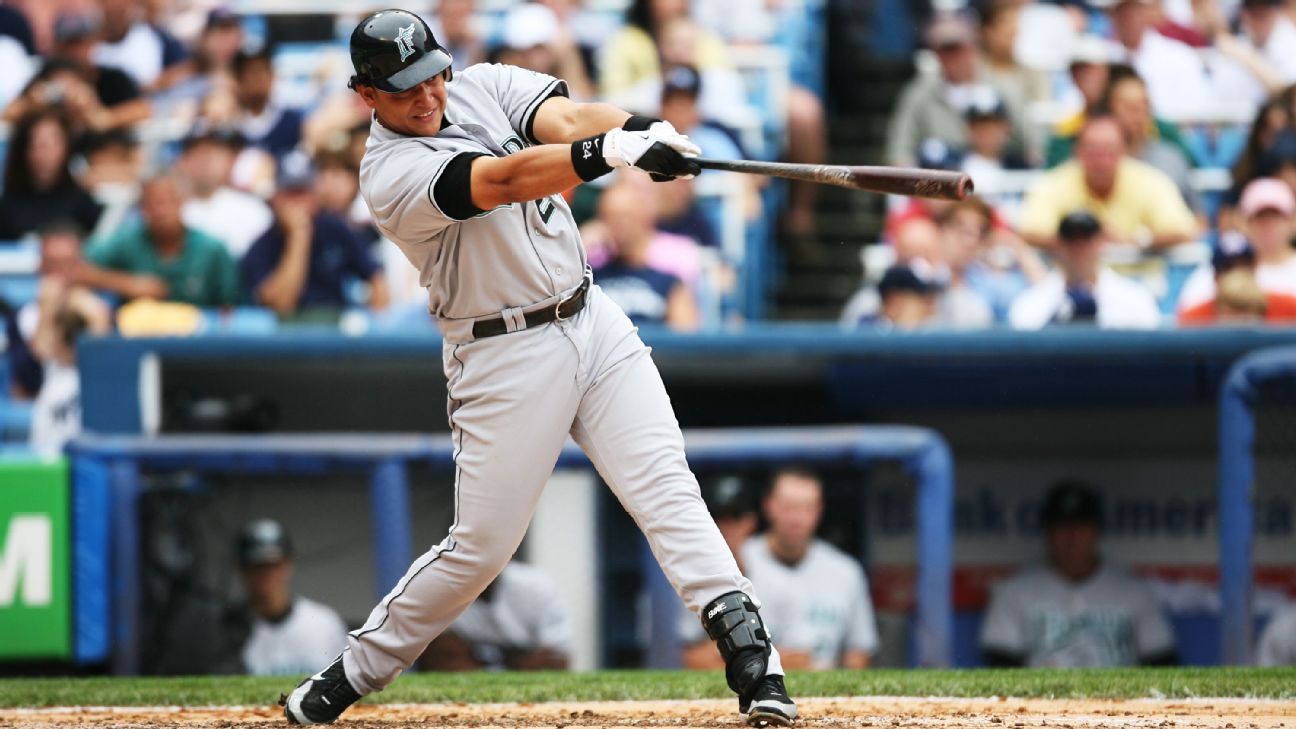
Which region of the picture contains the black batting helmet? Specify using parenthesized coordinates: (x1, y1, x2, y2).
(349, 9, 453, 93)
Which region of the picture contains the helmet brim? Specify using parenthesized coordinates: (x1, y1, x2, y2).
(370, 48, 453, 93)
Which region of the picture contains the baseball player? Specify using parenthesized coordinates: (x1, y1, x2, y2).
(282, 9, 795, 726)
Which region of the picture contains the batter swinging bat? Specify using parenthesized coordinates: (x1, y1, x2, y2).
(692, 157, 974, 201)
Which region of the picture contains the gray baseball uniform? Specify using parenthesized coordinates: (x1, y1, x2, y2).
(343, 62, 779, 692)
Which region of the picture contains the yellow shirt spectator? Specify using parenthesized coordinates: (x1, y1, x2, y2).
(598, 24, 732, 99)
(1019, 157, 1197, 247)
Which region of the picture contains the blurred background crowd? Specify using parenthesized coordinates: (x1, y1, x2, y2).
(5, 0, 1296, 447)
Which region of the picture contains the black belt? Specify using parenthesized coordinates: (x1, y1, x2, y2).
(472, 276, 591, 339)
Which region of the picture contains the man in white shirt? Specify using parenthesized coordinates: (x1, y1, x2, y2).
(1010, 210, 1162, 329)
(421, 561, 571, 671)
(1178, 178, 1296, 311)
(1212, 0, 1296, 107)
(1257, 604, 1296, 665)
(178, 125, 274, 258)
(741, 469, 879, 670)
(980, 480, 1177, 668)
(92, 0, 178, 89)
(1098, 0, 1214, 119)
(237, 519, 348, 676)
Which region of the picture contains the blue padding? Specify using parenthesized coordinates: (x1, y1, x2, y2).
(1217, 345, 1296, 664)
(72, 456, 112, 664)
(0, 275, 39, 306)
(69, 425, 957, 670)
(370, 459, 412, 601)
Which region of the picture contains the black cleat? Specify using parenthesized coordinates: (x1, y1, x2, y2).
(281, 654, 362, 724)
(739, 674, 797, 727)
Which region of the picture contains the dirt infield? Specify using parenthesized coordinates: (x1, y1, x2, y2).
(4, 696, 1296, 729)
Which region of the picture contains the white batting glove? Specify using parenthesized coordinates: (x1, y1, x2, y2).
(601, 128, 658, 168)
(601, 128, 702, 180)
(645, 120, 702, 158)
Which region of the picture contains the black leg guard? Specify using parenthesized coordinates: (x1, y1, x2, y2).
(701, 591, 771, 700)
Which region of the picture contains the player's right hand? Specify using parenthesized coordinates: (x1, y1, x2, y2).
(602, 128, 702, 180)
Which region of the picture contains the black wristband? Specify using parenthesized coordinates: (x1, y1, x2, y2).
(571, 133, 613, 182)
(623, 115, 661, 132)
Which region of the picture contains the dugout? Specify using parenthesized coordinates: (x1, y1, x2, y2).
(58, 326, 1296, 671)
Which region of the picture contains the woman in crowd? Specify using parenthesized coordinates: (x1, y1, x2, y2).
(0, 107, 102, 240)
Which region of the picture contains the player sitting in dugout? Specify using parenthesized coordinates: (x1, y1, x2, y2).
(979, 480, 1177, 668)
(682, 469, 879, 671)
(419, 561, 571, 671)
(237, 519, 349, 676)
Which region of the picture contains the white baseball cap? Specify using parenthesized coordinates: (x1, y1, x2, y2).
(503, 3, 559, 50)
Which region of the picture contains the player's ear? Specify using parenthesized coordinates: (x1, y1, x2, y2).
(355, 83, 379, 109)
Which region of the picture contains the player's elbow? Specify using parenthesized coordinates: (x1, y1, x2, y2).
(467, 156, 525, 210)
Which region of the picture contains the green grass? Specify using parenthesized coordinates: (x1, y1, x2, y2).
(2, 668, 1295, 708)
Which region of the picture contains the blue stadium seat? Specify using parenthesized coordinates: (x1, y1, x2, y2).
(0, 275, 39, 308)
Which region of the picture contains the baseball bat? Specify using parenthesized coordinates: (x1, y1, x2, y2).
(692, 158, 974, 201)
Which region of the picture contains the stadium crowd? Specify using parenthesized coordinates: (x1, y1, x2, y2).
(3, 1, 1296, 438)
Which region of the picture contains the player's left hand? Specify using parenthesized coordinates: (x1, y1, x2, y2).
(644, 120, 702, 158)
(602, 128, 702, 181)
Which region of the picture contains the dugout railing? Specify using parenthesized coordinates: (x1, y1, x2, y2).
(67, 425, 954, 674)
(1218, 346, 1296, 665)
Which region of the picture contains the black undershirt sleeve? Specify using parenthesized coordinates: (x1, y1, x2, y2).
(432, 152, 490, 221)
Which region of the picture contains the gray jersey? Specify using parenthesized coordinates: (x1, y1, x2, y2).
(740, 537, 879, 669)
(980, 564, 1175, 667)
(360, 63, 585, 342)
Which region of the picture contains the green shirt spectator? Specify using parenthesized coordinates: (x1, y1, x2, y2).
(87, 223, 240, 307)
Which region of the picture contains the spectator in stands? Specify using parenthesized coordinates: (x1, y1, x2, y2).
(1047, 35, 1118, 168)
(0, 107, 103, 241)
(232, 48, 304, 161)
(1, 221, 108, 404)
(886, 13, 1038, 169)
(1207, 0, 1296, 106)
(1178, 232, 1296, 325)
(27, 226, 112, 457)
(493, 3, 594, 101)
(742, 468, 878, 670)
(859, 261, 945, 331)
(1179, 178, 1296, 311)
(92, 0, 188, 91)
(1011, 210, 1161, 329)
(934, 197, 1034, 329)
(0, 4, 35, 109)
(978, 0, 1049, 104)
(1099, 69, 1201, 212)
(1224, 98, 1292, 231)
(421, 561, 570, 671)
(1019, 116, 1198, 249)
(656, 65, 742, 248)
(588, 179, 700, 331)
(312, 149, 375, 243)
(1099, 0, 1214, 119)
(431, 0, 485, 72)
(981, 479, 1177, 667)
(80, 128, 142, 191)
(156, 7, 243, 118)
(235, 518, 348, 676)
(177, 125, 273, 258)
(1257, 603, 1296, 665)
(240, 152, 388, 319)
(603, 0, 826, 240)
(4, 13, 150, 132)
(535, 0, 605, 87)
(599, 0, 733, 115)
(959, 88, 1030, 223)
(82, 173, 240, 307)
